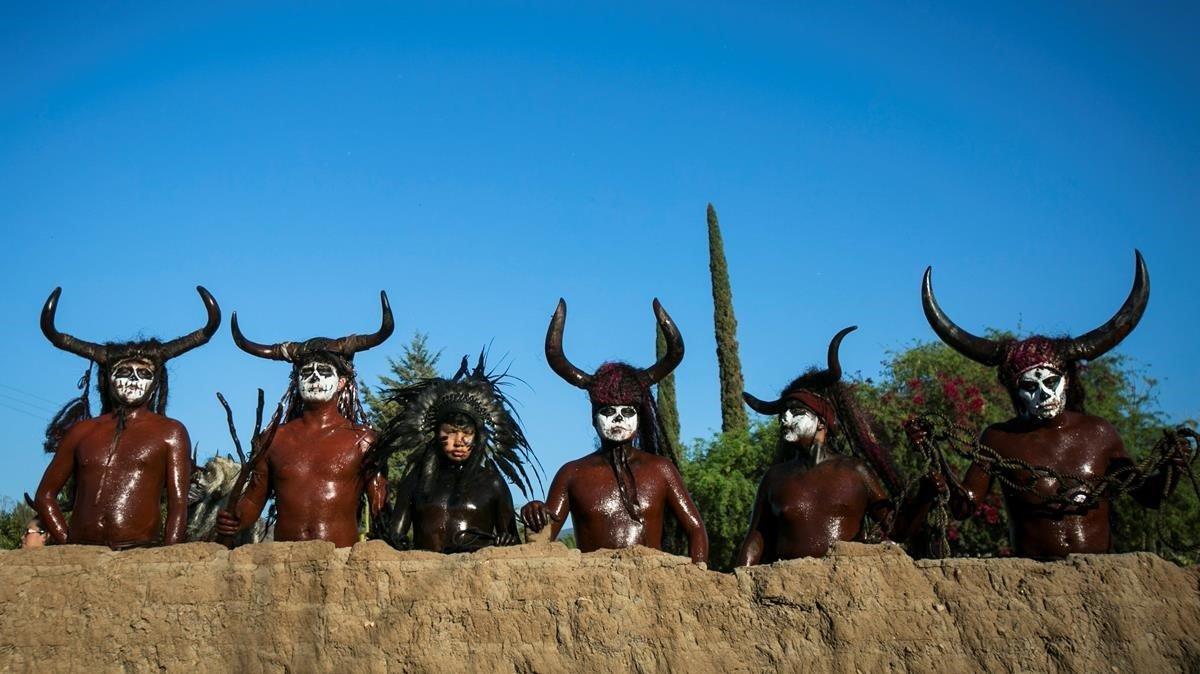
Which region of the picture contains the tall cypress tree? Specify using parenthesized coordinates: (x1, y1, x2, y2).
(655, 322, 682, 462)
(707, 203, 748, 434)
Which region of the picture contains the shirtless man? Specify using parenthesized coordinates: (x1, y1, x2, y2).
(380, 355, 535, 553)
(521, 299, 708, 564)
(736, 327, 934, 564)
(915, 251, 1183, 558)
(34, 286, 220, 548)
(216, 292, 392, 548)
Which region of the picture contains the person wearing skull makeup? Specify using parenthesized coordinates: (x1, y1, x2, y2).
(33, 287, 221, 549)
(913, 251, 1185, 558)
(735, 327, 938, 564)
(376, 353, 540, 553)
(215, 292, 393, 548)
(521, 299, 709, 564)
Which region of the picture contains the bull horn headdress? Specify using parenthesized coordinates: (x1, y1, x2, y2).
(742, 326, 856, 416)
(231, 290, 394, 362)
(922, 250, 1149, 366)
(41, 285, 222, 364)
(545, 297, 684, 391)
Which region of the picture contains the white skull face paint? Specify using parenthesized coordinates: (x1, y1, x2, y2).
(1016, 366, 1066, 421)
(298, 360, 343, 404)
(781, 406, 821, 443)
(594, 405, 638, 443)
(110, 358, 156, 406)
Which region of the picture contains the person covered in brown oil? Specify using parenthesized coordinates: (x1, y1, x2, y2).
(910, 251, 1186, 559)
(521, 299, 709, 565)
(736, 326, 939, 564)
(34, 286, 221, 549)
(215, 292, 392, 548)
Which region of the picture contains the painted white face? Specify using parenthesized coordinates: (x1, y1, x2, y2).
(781, 406, 821, 443)
(594, 405, 638, 443)
(298, 361, 344, 404)
(1016, 366, 1066, 421)
(110, 358, 156, 406)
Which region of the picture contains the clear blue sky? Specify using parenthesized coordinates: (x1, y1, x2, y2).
(1, 2, 1196, 504)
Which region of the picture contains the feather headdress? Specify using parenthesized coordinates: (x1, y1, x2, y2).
(378, 352, 542, 499)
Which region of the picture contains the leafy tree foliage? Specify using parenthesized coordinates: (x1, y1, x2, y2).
(0, 498, 37, 550)
(707, 204, 748, 434)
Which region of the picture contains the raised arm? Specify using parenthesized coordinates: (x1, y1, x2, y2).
(520, 463, 571, 541)
(1111, 428, 1183, 509)
(950, 428, 1000, 519)
(661, 459, 708, 565)
(734, 472, 773, 566)
(359, 430, 387, 518)
(162, 422, 191, 544)
(34, 421, 88, 544)
(215, 456, 271, 538)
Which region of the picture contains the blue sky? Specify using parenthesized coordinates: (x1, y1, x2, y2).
(0, 2, 1196, 504)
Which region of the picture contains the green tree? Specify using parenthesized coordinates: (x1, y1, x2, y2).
(360, 331, 444, 478)
(655, 322, 682, 461)
(707, 203, 748, 434)
(0, 498, 37, 550)
(680, 421, 777, 570)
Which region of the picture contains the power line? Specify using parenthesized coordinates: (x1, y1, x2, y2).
(0, 384, 63, 407)
(0, 391, 56, 414)
(0, 400, 47, 421)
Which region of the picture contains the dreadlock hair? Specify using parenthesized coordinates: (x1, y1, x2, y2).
(279, 350, 369, 426)
(764, 366, 904, 496)
(43, 364, 93, 453)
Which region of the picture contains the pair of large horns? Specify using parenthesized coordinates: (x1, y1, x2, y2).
(545, 298, 684, 389)
(231, 291, 394, 361)
(923, 250, 1149, 366)
(41, 286, 222, 365)
(742, 326, 855, 415)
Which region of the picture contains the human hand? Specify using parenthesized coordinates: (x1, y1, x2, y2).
(520, 501, 549, 532)
(215, 509, 241, 536)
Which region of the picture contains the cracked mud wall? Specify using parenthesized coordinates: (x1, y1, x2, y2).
(1, 540, 1197, 673)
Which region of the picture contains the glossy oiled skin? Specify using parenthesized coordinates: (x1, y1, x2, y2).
(388, 462, 519, 552)
(959, 409, 1171, 559)
(523, 444, 709, 564)
(737, 455, 890, 563)
(34, 408, 190, 547)
(226, 403, 386, 548)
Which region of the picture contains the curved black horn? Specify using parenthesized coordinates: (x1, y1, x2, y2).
(157, 286, 222, 361)
(1063, 250, 1150, 362)
(545, 299, 593, 389)
(825, 325, 856, 382)
(230, 312, 291, 361)
(921, 267, 1004, 366)
(40, 287, 109, 364)
(742, 391, 785, 416)
(337, 290, 395, 356)
(642, 299, 685, 385)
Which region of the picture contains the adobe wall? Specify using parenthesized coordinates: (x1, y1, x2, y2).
(1, 540, 1197, 673)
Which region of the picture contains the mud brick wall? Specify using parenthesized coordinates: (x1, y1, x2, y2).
(1, 540, 1197, 672)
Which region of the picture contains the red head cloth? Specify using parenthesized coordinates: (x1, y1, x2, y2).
(587, 362, 649, 408)
(998, 337, 1067, 389)
(783, 389, 838, 432)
